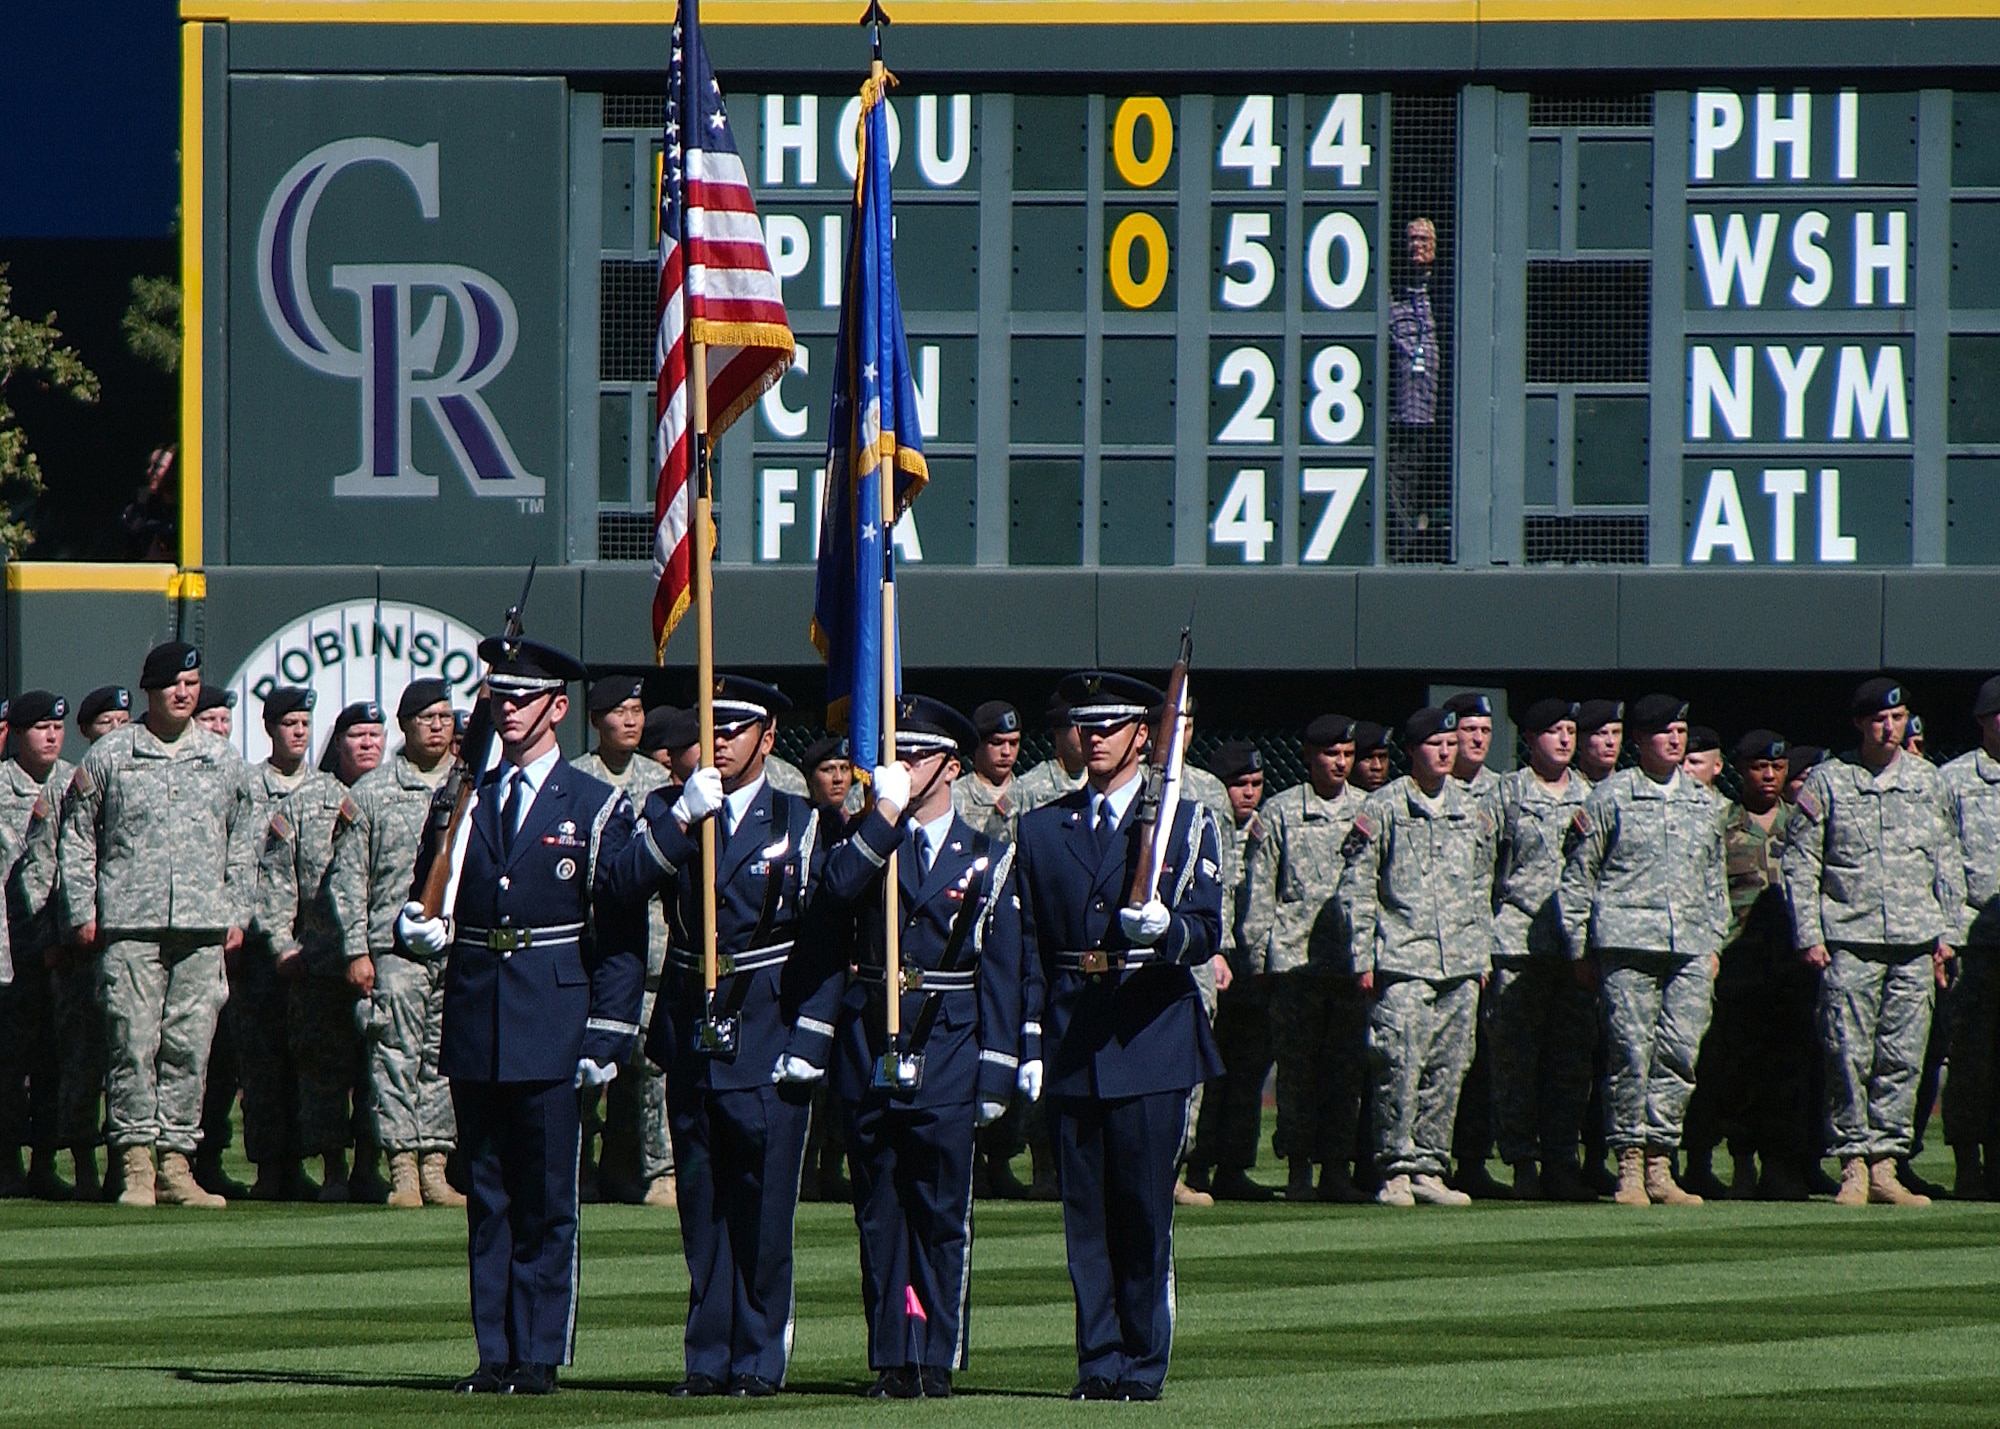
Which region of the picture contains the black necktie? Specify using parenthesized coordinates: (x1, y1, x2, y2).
(915, 828, 933, 878)
(501, 771, 525, 857)
(1095, 796, 1116, 856)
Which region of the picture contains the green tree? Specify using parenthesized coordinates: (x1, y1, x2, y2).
(0, 264, 100, 556)
(122, 273, 180, 375)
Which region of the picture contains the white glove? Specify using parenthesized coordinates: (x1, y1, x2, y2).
(672, 766, 725, 828)
(1017, 1059, 1044, 1101)
(772, 1054, 825, 1085)
(397, 900, 449, 956)
(574, 1058, 619, 1089)
(873, 762, 911, 814)
(1119, 899, 1172, 946)
(977, 1099, 1008, 1127)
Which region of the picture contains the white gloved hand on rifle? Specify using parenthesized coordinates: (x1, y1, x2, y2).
(396, 900, 450, 956)
(1119, 899, 1171, 946)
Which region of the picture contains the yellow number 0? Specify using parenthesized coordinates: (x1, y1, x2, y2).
(1108, 212, 1170, 309)
(1112, 96, 1173, 188)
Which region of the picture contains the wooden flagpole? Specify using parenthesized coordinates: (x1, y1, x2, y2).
(692, 341, 721, 1003)
(870, 52, 902, 1045)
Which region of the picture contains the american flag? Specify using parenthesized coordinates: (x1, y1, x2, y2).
(653, 0, 793, 654)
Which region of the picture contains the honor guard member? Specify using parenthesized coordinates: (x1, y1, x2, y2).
(396, 635, 646, 1397)
(1351, 722, 1395, 794)
(1783, 678, 1960, 1208)
(272, 699, 388, 1203)
(574, 669, 676, 1209)
(0, 690, 72, 1198)
(1485, 699, 1596, 1201)
(1338, 707, 1497, 1209)
(951, 701, 1024, 841)
(1188, 741, 1273, 1201)
(1942, 679, 2000, 1198)
(57, 641, 257, 1208)
(601, 675, 829, 1399)
(806, 696, 1024, 1399)
(1013, 670, 1223, 1403)
(1558, 695, 1728, 1208)
(1014, 694, 1087, 815)
(1242, 714, 1370, 1203)
(327, 684, 462, 1208)
(233, 685, 317, 1201)
(77, 685, 132, 743)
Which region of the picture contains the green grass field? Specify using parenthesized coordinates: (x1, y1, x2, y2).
(8, 1137, 2000, 1429)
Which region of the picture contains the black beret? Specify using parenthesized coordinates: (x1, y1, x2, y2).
(587, 672, 647, 715)
(1443, 691, 1494, 719)
(1401, 706, 1458, 746)
(1850, 676, 1906, 717)
(332, 700, 386, 735)
(8, 690, 66, 727)
(1352, 720, 1391, 755)
(261, 686, 315, 725)
(1041, 692, 1075, 730)
(1520, 698, 1579, 734)
(77, 685, 131, 726)
(196, 684, 236, 714)
(972, 700, 1021, 739)
(800, 734, 850, 771)
(140, 640, 201, 690)
(1057, 671, 1164, 729)
(1733, 729, 1788, 764)
(399, 678, 452, 720)
(1208, 740, 1262, 782)
(660, 706, 700, 751)
(1687, 726, 1722, 754)
(1974, 676, 2000, 720)
(638, 705, 680, 754)
(1303, 713, 1358, 748)
(1787, 745, 1827, 779)
(1576, 699, 1625, 735)
(895, 695, 978, 755)
(1906, 714, 1926, 740)
(1628, 694, 1690, 734)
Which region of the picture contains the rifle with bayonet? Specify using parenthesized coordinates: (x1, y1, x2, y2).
(409, 560, 536, 915)
(1126, 619, 1193, 910)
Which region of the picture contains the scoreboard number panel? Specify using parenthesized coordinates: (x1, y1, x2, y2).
(739, 89, 1395, 569)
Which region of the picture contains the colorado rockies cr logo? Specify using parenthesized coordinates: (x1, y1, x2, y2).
(256, 136, 543, 500)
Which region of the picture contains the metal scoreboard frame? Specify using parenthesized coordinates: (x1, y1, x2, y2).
(11, 0, 1985, 702)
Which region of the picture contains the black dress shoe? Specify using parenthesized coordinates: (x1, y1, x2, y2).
(668, 1372, 727, 1398)
(866, 1367, 918, 1400)
(729, 1374, 781, 1398)
(502, 1363, 558, 1395)
(452, 1362, 509, 1394)
(1069, 1376, 1118, 1401)
(1116, 1379, 1162, 1402)
(1212, 1167, 1276, 1202)
(917, 1366, 952, 1399)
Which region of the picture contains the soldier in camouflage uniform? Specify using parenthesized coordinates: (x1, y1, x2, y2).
(573, 671, 676, 1208)
(1485, 698, 1596, 1201)
(1351, 722, 1394, 794)
(1941, 677, 2000, 1199)
(0, 691, 74, 1198)
(230, 687, 319, 1200)
(324, 684, 458, 1208)
(765, 753, 809, 797)
(57, 641, 256, 1208)
(271, 699, 389, 1202)
(951, 701, 1024, 841)
(1187, 741, 1274, 1201)
(1683, 732, 1808, 1200)
(1339, 707, 1496, 1208)
(1244, 714, 1370, 1202)
(1784, 677, 1960, 1207)
(1440, 692, 1507, 1199)
(1558, 694, 1728, 1208)
(1014, 695, 1086, 814)
(1570, 698, 1627, 1198)
(77, 685, 133, 743)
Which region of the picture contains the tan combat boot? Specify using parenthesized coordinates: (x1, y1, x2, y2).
(644, 1174, 677, 1208)
(117, 1146, 156, 1207)
(419, 1153, 466, 1208)
(1613, 1148, 1649, 1206)
(156, 1151, 226, 1207)
(1869, 1157, 1931, 1206)
(386, 1152, 423, 1208)
(1645, 1152, 1702, 1205)
(1834, 1156, 1869, 1205)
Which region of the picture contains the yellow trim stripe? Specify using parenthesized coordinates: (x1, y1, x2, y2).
(178, 0, 2000, 24)
(179, 23, 205, 574)
(6, 564, 182, 595)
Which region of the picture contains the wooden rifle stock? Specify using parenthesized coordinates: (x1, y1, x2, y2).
(1125, 632, 1192, 908)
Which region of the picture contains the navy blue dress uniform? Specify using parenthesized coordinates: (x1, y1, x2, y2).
(425, 636, 647, 1395)
(804, 696, 1025, 1398)
(1014, 671, 1224, 1402)
(597, 676, 831, 1397)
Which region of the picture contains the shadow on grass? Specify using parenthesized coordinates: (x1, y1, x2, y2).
(159, 1366, 1066, 1400)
